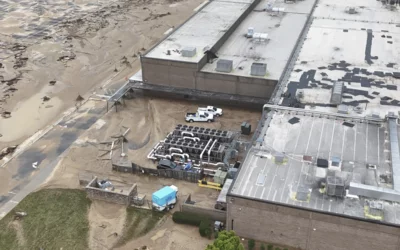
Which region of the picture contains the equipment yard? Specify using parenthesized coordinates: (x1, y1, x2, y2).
(2, 0, 400, 249)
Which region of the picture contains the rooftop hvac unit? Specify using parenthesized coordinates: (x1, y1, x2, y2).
(216, 59, 233, 73)
(252, 33, 268, 43)
(331, 81, 344, 105)
(182, 47, 197, 57)
(326, 176, 345, 197)
(247, 27, 254, 38)
(251, 63, 267, 76)
(337, 104, 349, 114)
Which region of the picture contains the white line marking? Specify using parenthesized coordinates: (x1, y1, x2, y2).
(378, 126, 380, 164)
(261, 187, 266, 199)
(341, 126, 346, 159)
(316, 119, 325, 158)
(237, 155, 255, 193)
(305, 117, 315, 154)
(279, 117, 304, 202)
(321, 196, 325, 210)
(267, 174, 277, 199)
(353, 124, 358, 162)
(8, 191, 16, 195)
(247, 186, 254, 197)
(366, 123, 369, 163)
(10, 200, 19, 204)
(272, 190, 278, 201)
(328, 120, 336, 159)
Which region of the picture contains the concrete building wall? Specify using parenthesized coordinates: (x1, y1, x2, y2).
(196, 72, 276, 98)
(141, 57, 197, 89)
(227, 196, 400, 250)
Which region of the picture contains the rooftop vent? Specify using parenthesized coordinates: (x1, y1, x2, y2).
(337, 104, 348, 114)
(247, 27, 254, 38)
(345, 7, 357, 14)
(251, 63, 267, 76)
(182, 47, 197, 57)
(295, 186, 310, 201)
(216, 59, 233, 73)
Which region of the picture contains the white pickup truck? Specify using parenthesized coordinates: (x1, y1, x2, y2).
(198, 106, 223, 117)
(185, 111, 214, 123)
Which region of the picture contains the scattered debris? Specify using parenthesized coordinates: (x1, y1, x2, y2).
(1, 111, 11, 118)
(342, 122, 355, 128)
(42, 96, 51, 102)
(288, 117, 300, 124)
(49, 80, 56, 85)
(0, 145, 18, 160)
(14, 211, 27, 220)
(32, 162, 38, 168)
(57, 51, 76, 62)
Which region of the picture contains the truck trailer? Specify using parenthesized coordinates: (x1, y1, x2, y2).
(152, 185, 179, 211)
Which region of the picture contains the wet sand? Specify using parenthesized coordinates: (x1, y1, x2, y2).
(0, 0, 204, 149)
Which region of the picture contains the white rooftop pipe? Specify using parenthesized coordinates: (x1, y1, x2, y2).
(208, 140, 218, 163)
(200, 139, 213, 166)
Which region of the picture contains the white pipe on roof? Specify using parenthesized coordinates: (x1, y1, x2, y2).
(182, 131, 194, 137)
(169, 147, 183, 153)
(147, 143, 160, 160)
(208, 140, 218, 163)
(200, 139, 213, 166)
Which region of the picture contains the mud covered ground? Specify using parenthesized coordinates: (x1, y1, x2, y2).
(0, 0, 203, 148)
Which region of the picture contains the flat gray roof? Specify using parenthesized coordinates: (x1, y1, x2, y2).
(279, 0, 400, 117)
(200, 12, 308, 80)
(201, 0, 316, 80)
(144, 0, 253, 63)
(314, 0, 400, 23)
(230, 110, 400, 225)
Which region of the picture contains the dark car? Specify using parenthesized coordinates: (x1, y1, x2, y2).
(157, 159, 182, 170)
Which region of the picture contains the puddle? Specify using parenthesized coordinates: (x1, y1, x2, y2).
(14, 148, 46, 180)
(56, 131, 78, 154)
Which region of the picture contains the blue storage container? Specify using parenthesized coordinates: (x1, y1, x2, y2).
(152, 186, 177, 207)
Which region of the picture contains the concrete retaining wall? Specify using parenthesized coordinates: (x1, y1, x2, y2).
(181, 194, 226, 222)
(227, 196, 400, 250)
(85, 177, 138, 206)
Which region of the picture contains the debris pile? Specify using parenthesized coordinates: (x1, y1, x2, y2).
(0, 145, 18, 160)
(97, 126, 130, 160)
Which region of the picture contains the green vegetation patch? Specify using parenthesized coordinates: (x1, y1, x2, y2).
(0, 189, 91, 250)
(117, 207, 164, 247)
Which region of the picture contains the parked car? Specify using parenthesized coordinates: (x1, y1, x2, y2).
(185, 111, 214, 123)
(198, 106, 223, 117)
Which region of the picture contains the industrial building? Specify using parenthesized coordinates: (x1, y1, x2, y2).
(226, 0, 400, 249)
(130, 0, 317, 104)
